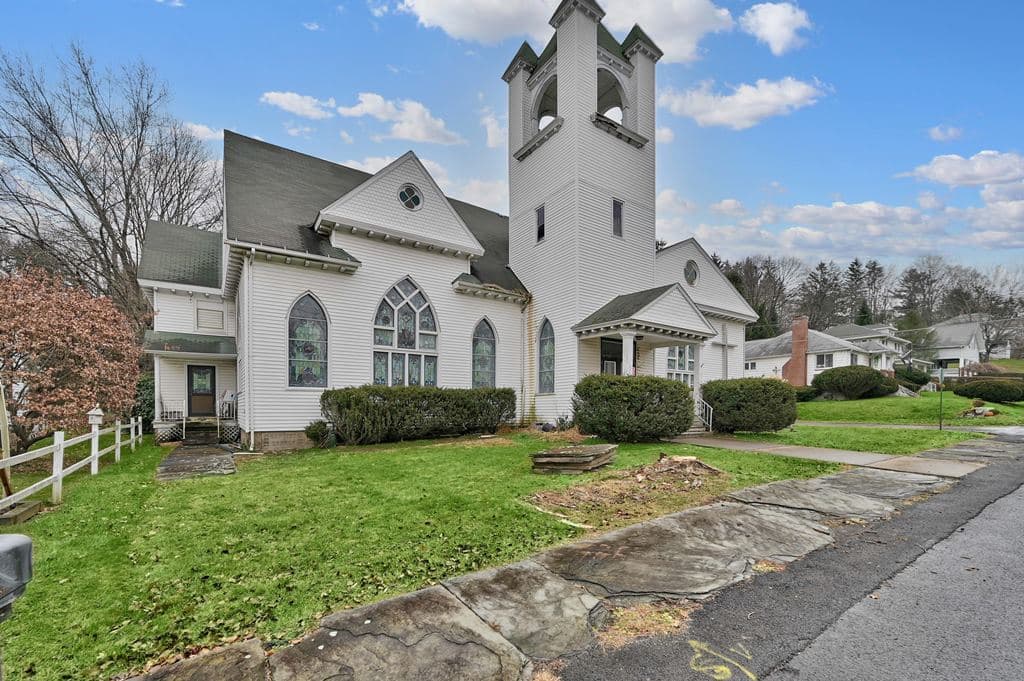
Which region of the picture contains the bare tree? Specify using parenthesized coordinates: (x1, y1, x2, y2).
(0, 44, 221, 328)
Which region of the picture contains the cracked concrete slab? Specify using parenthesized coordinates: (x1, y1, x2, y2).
(728, 478, 895, 520)
(127, 639, 266, 681)
(766, 446, 892, 466)
(650, 502, 833, 563)
(867, 456, 985, 479)
(534, 521, 749, 600)
(156, 445, 236, 481)
(268, 586, 529, 681)
(444, 560, 600, 660)
(816, 468, 950, 500)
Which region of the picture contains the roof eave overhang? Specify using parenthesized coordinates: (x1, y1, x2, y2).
(316, 214, 486, 259)
(137, 278, 224, 297)
(222, 239, 361, 295)
(697, 304, 759, 324)
(145, 350, 238, 359)
(572, 318, 716, 342)
(452, 279, 530, 305)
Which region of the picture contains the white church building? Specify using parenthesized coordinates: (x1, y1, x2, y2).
(139, 0, 756, 450)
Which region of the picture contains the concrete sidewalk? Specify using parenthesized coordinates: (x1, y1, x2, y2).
(125, 435, 1019, 681)
(674, 434, 989, 479)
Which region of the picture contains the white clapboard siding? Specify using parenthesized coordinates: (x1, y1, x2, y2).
(655, 240, 757, 321)
(245, 233, 524, 432)
(158, 357, 238, 409)
(153, 290, 236, 336)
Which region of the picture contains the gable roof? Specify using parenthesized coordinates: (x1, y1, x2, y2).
(655, 238, 758, 322)
(574, 284, 717, 337)
(138, 220, 222, 289)
(823, 323, 889, 340)
(223, 131, 525, 294)
(745, 329, 870, 360)
(576, 284, 674, 328)
(926, 321, 981, 349)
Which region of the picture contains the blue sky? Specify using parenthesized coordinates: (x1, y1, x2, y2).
(3, 0, 1023, 266)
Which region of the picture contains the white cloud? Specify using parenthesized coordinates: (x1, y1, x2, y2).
(339, 130, 355, 144)
(285, 124, 314, 138)
(602, 0, 734, 63)
(185, 122, 223, 141)
(657, 189, 695, 215)
(368, 1, 391, 17)
(302, 21, 323, 31)
(397, 0, 551, 44)
(659, 77, 824, 130)
(710, 198, 746, 216)
(343, 155, 397, 174)
(739, 3, 811, 56)
(260, 91, 336, 120)
(656, 188, 697, 241)
(338, 92, 465, 144)
(154, 0, 184, 7)
(928, 124, 963, 142)
(397, 0, 732, 62)
(656, 126, 675, 144)
(917, 191, 944, 211)
(908, 150, 1024, 187)
(981, 182, 1024, 203)
(785, 201, 928, 230)
(341, 154, 506, 211)
(965, 200, 1024, 230)
(480, 109, 505, 148)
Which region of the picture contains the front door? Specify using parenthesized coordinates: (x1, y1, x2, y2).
(188, 366, 216, 417)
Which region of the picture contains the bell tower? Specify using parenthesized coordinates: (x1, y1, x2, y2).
(503, 0, 663, 418)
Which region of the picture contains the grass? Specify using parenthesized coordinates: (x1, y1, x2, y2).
(797, 391, 1024, 427)
(735, 425, 985, 455)
(992, 358, 1024, 372)
(0, 433, 838, 681)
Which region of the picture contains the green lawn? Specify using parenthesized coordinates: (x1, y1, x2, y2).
(736, 425, 985, 455)
(992, 358, 1024, 372)
(798, 391, 1024, 427)
(0, 434, 838, 681)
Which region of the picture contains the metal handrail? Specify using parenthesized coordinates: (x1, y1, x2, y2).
(697, 399, 714, 432)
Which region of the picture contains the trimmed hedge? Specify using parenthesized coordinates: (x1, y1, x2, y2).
(321, 386, 517, 445)
(573, 374, 694, 442)
(867, 375, 901, 398)
(795, 385, 820, 402)
(952, 380, 1024, 404)
(812, 366, 886, 400)
(701, 378, 797, 434)
(895, 365, 931, 389)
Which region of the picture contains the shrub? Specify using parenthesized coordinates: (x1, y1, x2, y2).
(952, 380, 1024, 404)
(812, 366, 886, 400)
(866, 375, 901, 398)
(304, 420, 335, 449)
(572, 374, 693, 442)
(132, 371, 155, 434)
(895, 365, 930, 388)
(897, 379, 921, 393)
(795, 385, 820, 402)
(701, 378, 797, 434)
(321, 386, 517, 445)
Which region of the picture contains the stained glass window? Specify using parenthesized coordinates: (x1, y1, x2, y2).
(667, 346, 696, 387)
(473, 319, 496, 388)
(538, 319, 555, 394)
(372, 278, 440, 387)
(288, 294, 328, 387)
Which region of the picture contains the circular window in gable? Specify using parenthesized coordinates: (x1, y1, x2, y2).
(684, 260, 699, 285)
(398, 184, 423, 211)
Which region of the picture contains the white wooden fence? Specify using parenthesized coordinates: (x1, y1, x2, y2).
(0, 413, 142, 507)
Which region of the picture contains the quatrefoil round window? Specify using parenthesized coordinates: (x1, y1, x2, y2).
(398, 184, 423, 211)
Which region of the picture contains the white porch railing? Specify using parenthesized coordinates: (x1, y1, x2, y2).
(216, 395, 237, 444)
(1, 413, 142, 508)
(697, 399, 714, 432)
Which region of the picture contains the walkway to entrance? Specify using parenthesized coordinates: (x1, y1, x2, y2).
(155, 444, 237, 481)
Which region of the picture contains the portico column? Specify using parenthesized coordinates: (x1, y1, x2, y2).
(621, 332, 636, 376)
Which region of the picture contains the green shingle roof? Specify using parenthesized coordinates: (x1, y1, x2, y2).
(143, 330, 237, 356)
(576, 285, 674, 328)
(621, 24, 662, 59)
(137, 221, 222, 289)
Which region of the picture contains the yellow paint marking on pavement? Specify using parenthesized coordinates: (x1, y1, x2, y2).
(688, 640, 758, 680)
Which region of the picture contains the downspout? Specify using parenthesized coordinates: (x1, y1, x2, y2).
(246, 249, 256, 451)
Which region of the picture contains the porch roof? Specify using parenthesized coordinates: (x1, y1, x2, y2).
(143, 331, 237, 357)
(573, 284, 718, 341)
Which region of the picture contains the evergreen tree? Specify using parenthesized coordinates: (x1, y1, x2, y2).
(796, 261, 844, 329)
(855, 300, 873, 326)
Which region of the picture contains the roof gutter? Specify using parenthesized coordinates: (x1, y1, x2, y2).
(224, 239, 360, 272)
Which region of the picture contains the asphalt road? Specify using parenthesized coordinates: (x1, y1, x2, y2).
(560, 437, 1024, 681)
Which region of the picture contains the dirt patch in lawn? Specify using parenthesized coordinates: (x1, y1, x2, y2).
(530, 455, 729, 529)
(597, 600, 700, 649)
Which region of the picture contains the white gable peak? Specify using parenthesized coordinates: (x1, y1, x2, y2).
(317, 152, 484, 257)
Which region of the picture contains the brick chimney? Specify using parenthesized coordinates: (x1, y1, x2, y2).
(782, 316, 809, 387)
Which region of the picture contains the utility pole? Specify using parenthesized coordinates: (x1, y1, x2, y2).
(938, 367, 945, 431)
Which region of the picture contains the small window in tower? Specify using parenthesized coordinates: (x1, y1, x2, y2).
(612, 199, 624, 237)
(684, 260, 699, 286)
(536, 205, 546, 242)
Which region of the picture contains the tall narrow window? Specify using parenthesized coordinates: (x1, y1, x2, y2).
(538, 319, 555, 394)
(472, 319, 497, 388)
(667, 345, 696, 387)
(288, 294, 328, 387)
(612, 199, 623, 237)
(373, 278, 439, 387)
(536, 205, 546, 242)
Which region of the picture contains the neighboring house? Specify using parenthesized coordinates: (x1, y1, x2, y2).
(821, 323, 910, 372)
(923, 318, 984, 375)
(137, 1, 754, 449)
(744, 318, 878, 386)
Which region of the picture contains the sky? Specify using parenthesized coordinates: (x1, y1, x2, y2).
(2, 0, 1023, 267)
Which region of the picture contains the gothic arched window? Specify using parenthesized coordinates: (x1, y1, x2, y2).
(538, 319, 555, 394)
(472, 319, 497, 389)
(288, 294, 328, 387)
(373, 278, 438, 387)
